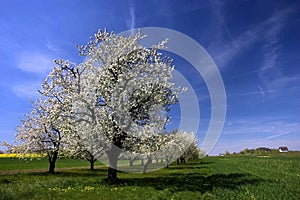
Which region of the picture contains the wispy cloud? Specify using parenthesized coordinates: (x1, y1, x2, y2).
(209, 27, 260, 68)
(258, 8, 296, 98)
(127, 0, 135, 35)
(225, 88, 277, 99)
(208, 0, 263, 68)
(45, 40, 61, 54)
(11, 50, 55, 98)
(223, 119, 300, 137)
(258, 85, 266, 98)
(208, 3, 299, 102)
(209, 0, 240, 52)
(12, 81, 41, 99)
(266, 132, 291, 140)
(211, 136, 300, 155)
(209, 118, 300, 155)
(17, 52, 54, 74)
(208, 4, 296, 72)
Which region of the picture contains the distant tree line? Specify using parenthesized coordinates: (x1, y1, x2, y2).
(224, 147, 290, 155)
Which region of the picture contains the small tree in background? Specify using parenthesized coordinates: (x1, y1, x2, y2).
(161, 130, 196, 167)
(3, 60, 80, 173)
(183, 141, 203, 160)
(3, 97, 72, 174)
(225, 150, 230, 156)
(2, 60, 101, 172)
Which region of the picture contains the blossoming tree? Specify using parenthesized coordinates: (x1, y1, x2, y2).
(3, 59, 80, 173)
(39, 59, 106, 170)
(4, 96, 73, 174)
(4, 29, 194, 180)
(73, 29, 181, 181)
(160, 130, 196, 167)
(3, 60, 100, 172)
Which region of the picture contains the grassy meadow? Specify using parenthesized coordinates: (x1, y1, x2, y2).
(0, 153, 299, 199)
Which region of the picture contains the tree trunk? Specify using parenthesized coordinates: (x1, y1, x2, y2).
(85, 151, 97, 170)
(48, 151, 58, 174)
(108, 165, 118, 181)
(107, 144, 121, 182)
(143, 157, 151, 174)
(90, 159, 95, 170)
(166, 158, 170, 168)
(129, 158, 134, 166)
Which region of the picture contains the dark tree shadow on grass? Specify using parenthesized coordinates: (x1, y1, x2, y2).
(20, 167, 108, 178)
(167, 165, 209, 170)
(168, 160, 214, 167)
(116, 172, 263, 194)
(158, 160, 213, 171)
(2, 160, 264, 194)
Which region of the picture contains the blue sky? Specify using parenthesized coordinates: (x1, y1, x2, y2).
(0, 0, 299, 155)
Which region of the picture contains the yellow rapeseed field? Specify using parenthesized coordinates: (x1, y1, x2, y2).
(0, 154, 42, 158)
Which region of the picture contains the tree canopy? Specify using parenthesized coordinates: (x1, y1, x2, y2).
(3, 29, 197, 180)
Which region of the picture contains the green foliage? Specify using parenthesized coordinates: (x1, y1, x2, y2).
(239, 147, 289, 155)
(0, 154, 299, 199)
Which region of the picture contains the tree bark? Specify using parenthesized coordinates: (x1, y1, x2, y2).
(86, 151, 97, 170)
(85, 151, 97, 170)
(107, 144, 121, 182)
(48, 151, 58, 174)
(166, 158, 170, 168)
(142, 157, 152, 174)
(129, 158, 134, 166)
(90, 159, 95, 170)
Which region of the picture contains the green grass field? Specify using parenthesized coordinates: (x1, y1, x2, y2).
(0, 153, 299, 200)
(0, 158, 103, 171)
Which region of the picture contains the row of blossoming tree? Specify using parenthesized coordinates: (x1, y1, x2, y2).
(3, 29, 201, 182)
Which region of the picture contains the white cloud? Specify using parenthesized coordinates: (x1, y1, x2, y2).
(207, 0, 262, 68)
(45, 40, 61, 53)
(257, 7, 299, 98)
(207, 4, 299, 101)
(212, 27, 260, 67)
(265, 132, 291, 140)
(210, 117, 300, 155)
(210, 136, 300, 155)
(258, 85, 266, 98)
(223, 119, 300, 137)
(17, 52, 54, 74)
(12, 81, 41, 99)
(209, 0, 240, 51)
(208, 4, 295, 71)
(127, 0, 135, 35)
